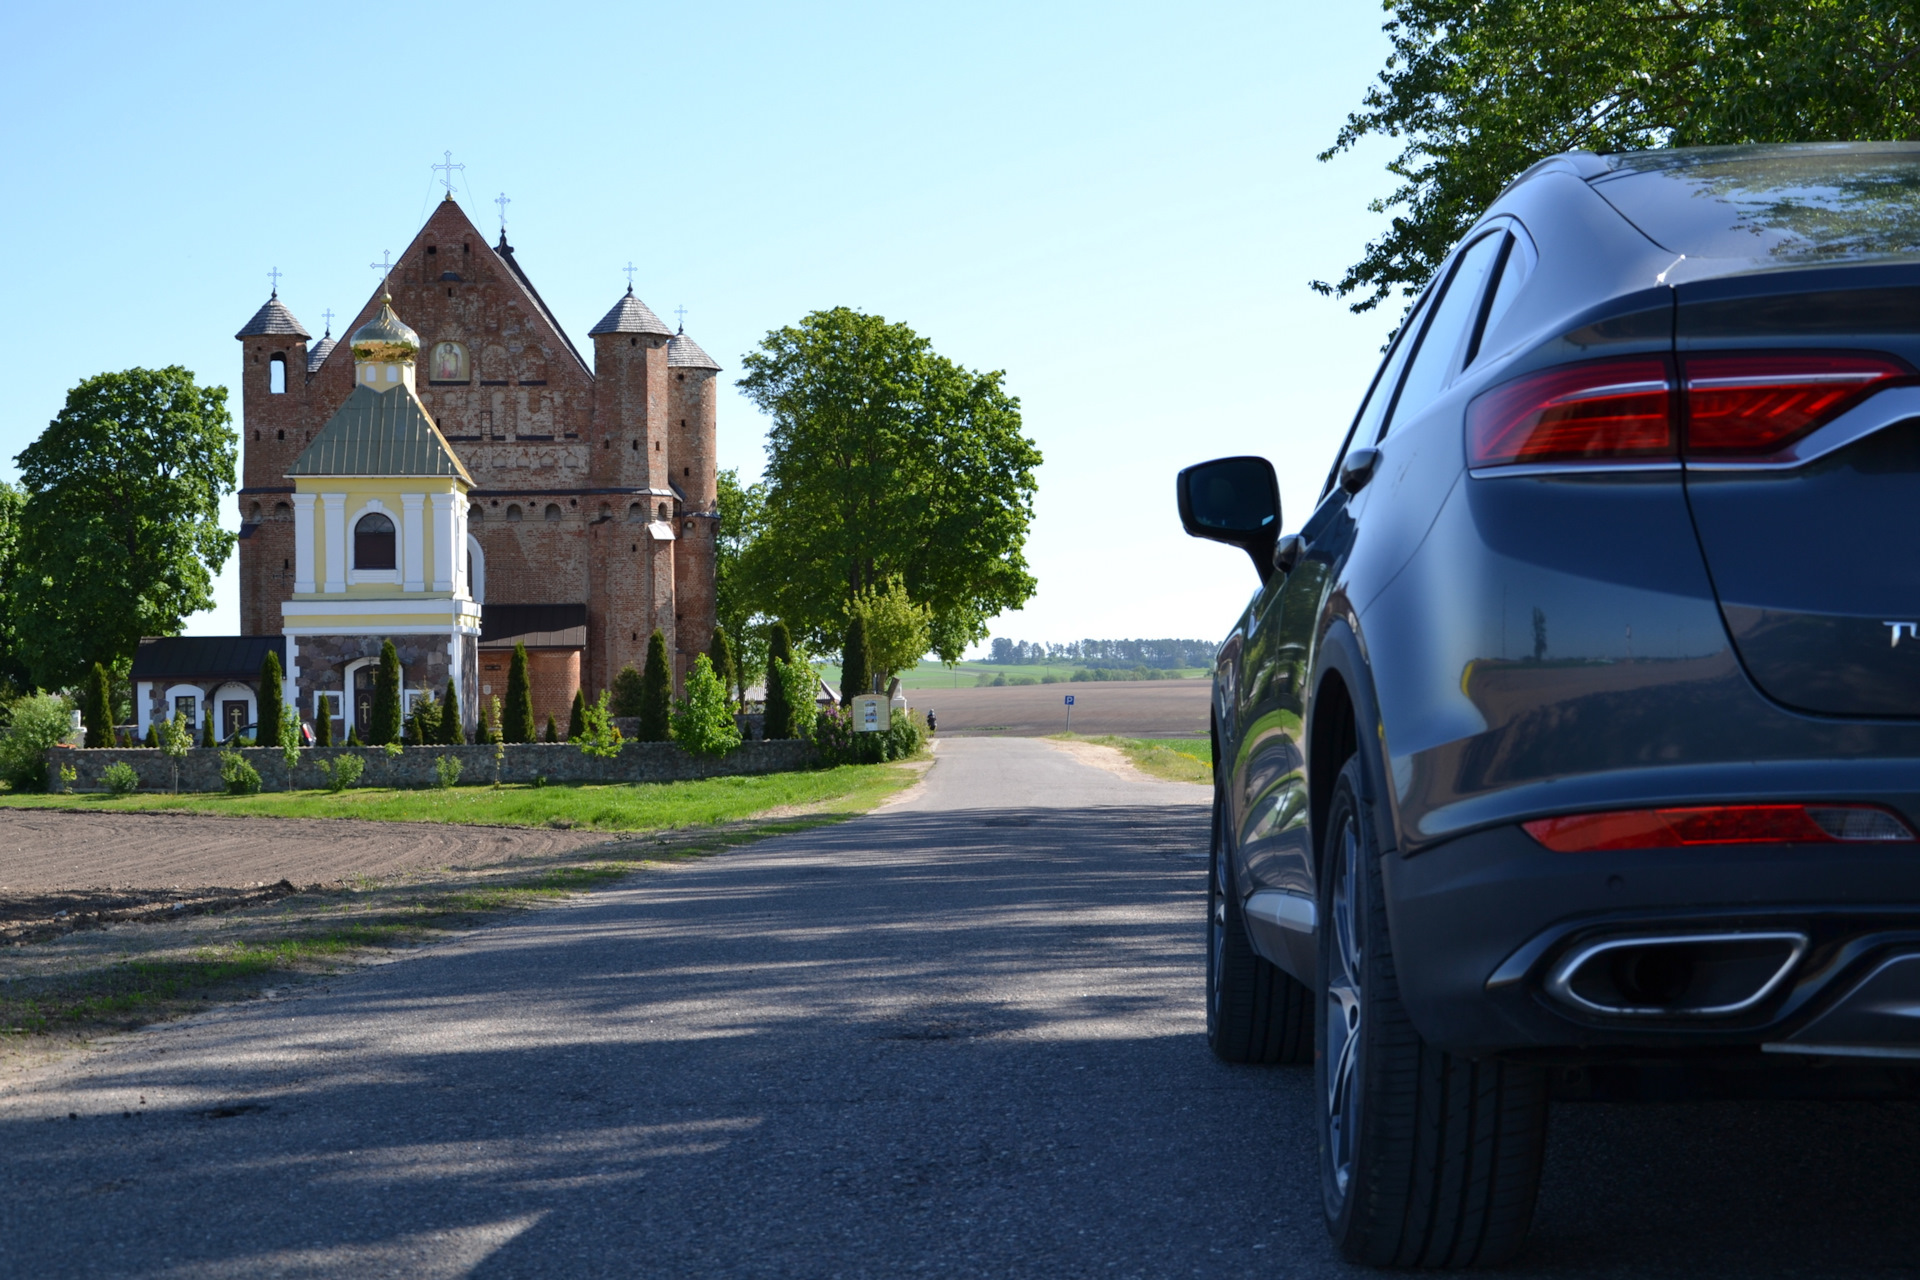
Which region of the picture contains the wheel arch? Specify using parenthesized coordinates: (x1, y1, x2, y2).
(1309, 619, 1397, 873)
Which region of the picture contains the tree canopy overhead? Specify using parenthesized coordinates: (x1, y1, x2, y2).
(12, 367, 236, 688)
(737, 308, 1041, 661)
(1318, 1, 1920, 314)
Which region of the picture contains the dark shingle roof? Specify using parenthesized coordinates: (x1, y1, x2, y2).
(588, 286, 673, 337)
(491, 234, 592, 376)
(478, 603, 587, 648)
(666, 331, 720, 370)
(131, 636, 285, 682)
(235, 295, 310, 340)
(306, 335, 336, 373)
(288, 386, 473, 482)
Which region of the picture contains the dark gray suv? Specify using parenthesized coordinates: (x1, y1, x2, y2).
(1179, 142, 1920, 1267)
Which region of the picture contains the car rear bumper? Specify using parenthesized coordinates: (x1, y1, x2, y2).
(1381, 821, 1920, 1060)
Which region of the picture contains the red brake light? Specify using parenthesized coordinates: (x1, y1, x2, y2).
(1467, 357, 1674, 468)
(1683, 352, 1907, 455)
(1523, 803, 1915, 852)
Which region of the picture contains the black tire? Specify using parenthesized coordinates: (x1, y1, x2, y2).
(1207, 790, 1312, 1064)
(1316, 756, 1548, 1268)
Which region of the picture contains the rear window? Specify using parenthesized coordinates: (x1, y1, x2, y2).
(1590, 143, 1920, 266)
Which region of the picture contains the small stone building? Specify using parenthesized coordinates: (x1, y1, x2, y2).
(131, 636, 286, 740)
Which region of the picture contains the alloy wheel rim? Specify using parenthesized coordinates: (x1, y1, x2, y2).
(1325, 811, 1363, 1199)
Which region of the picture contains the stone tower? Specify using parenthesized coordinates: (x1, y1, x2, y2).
(667, 328, 722, 679)
(234, 290, 314, 636)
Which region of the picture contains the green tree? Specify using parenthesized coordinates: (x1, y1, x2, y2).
(370, 640, 402, 746)
(406, 692, 437, 746)
(610, 663, 646, 718)
(0, 483, 31, 693)
(544, 714, 558, 743)
(851, 578, 930, 686)
(200, 711, 215, 748)
(574, 689, 624, 759)
(737, 309, 1040, 659)
(566, 688, 587, 741)
(277, 711, 301, 791)
(769, 658, 818, 744)
(314, 698, 332, 747)
(707, 627, 736, 708)
(1317, 1, 1920, 314)
(672, 655, 743, 757)
(12, 368, 236, 688)
(440, 677, 464, 745)
(257, 650, 284, 747)
(637, 629, 673, 742)
(0, 692, 73, 790)
(839, 613, 870, 707)
(83, 662, 113, 749)
(715, 469, 769, 703)
(160, 710, 192, 794)
(503, 642, 535, 743)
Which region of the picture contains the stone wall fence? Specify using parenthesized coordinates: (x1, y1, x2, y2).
(47, 738, 817, 794)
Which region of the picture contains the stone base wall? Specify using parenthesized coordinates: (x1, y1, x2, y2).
(49, 738, 817, 794)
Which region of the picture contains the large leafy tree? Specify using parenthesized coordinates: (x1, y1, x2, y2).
(1318, 1, 1920, 313)
(737, 308, 1041, 660)
(0, 483, 29, 693)
(13, 367, 236, 688)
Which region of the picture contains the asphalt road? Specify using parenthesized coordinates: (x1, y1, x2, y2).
(3, 739, 1919, 1278)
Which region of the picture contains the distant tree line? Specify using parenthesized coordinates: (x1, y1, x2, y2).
(986, 637, 1218, 670)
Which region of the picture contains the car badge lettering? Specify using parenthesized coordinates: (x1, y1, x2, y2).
(1887, 621, 1919, 647)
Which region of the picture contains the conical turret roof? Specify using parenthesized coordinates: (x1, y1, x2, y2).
(235, 293, 310, 340)
(589, 285, 672, 337)
(666, 330, 720, 371)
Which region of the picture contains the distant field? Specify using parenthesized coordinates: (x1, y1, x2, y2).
(817, 659, 1209, 690)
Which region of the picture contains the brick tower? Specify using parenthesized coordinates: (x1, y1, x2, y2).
(234, 290, 316, 636)
(667, 328, 721, 681)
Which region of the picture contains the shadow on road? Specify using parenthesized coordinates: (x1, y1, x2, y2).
(2, 805, 1917, 1277)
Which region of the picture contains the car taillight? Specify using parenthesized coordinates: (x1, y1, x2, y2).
(1683, 352, 1908, 454)
(1523, 803, 1915, 852)
(1467, 357, 1674, 467)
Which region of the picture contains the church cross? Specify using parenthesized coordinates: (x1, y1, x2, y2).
(369, 250, 394, 295)
(622, 261, 638, 290)
(320, 308, 335, 336)
(267, 266, 283, 296)
(674, 304, 687, 332)
(433, 150, 465, 199)
(494, 192, 510, 236)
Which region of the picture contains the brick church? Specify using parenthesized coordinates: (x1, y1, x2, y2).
(134, 193, 721, 741)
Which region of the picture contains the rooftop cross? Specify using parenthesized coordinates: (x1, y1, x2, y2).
(494, 191, 510, 237)
(320, 308, 336, 336)
(622, 261, 638, 290)
(369, 250, 394, 296)
(674, 304, 687, 332)
(432, 150, 465, 200)
(267, 266, 283, 297)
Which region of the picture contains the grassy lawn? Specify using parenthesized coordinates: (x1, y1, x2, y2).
(0, 764, 909, 832)
(1055, 734, 1212, 784)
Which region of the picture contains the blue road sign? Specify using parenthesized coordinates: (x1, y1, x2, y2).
(1064, 695, 1075, 705)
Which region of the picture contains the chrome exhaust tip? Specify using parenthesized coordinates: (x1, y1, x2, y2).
(1545, 931, 1808, 1017)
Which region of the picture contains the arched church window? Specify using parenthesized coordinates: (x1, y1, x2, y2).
(657, 503, 667, 520)
(274, 502, 290, 518)
(354, 512, 396, 569)
(430, 341, 469, 382)
(248, 502, 261, 521)
(627, 503, 644, 522)
(506, 504, 523, 522)
(544, 504, 562, 522)
(269, 354, 286, 394)
(469, 506, 483, 522)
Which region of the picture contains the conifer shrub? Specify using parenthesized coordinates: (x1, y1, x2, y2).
(369, 641, 402, 745)
(707, 629, 735, 706)
(83, 662, 112, 749)
(257, 650, 285, 746)
(610, 663, 645, 718)
(566, 688, 587, 741)
(671, 655, 742, 758)
(503, 642, 535, 743)
(763, 622, 795, 740)
(145, 722, 159, 749)
(406, 692, 438, 747)
(574, 689, 623, 758)
(200, 713, 215, 748)
(440, 678, 464, 745)
(314, 702, 332, 747)
(544, 714, 558, 743)
(768, 658, 817, 742)
(637, 630, 673, 742)
(839, 614, 870, 707)
(346, 723, 363, 747)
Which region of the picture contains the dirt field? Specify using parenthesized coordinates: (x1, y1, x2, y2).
(0, 809, 618, 904)
(912, 680, 1210, 738)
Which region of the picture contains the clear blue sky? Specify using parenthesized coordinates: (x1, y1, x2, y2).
(0, 2, 1401, 654)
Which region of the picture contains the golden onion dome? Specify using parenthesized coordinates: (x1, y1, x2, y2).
(350, 300, 419, 364)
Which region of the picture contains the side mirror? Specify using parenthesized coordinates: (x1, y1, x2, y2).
(1176, 455, 1281, 581)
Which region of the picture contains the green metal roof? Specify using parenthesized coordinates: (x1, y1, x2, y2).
(287, 385, 473, 483)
